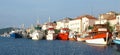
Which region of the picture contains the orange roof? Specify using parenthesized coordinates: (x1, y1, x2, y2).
(61, 28, 69, 30)
(75, 15, 97, 20)
(100, 14, 116, 20)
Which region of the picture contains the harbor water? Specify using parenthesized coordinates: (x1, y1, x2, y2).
(0, 37, 120, 55)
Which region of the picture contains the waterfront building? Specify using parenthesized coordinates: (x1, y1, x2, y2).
(96, 11, 117, 26)
(69, 15, 97, 33)
(56, 17, 72, 29)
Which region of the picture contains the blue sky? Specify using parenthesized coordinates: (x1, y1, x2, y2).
(0, 0, 120, 28)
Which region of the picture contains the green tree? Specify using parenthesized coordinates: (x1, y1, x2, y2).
(106, 22, 114, 32)
(88, 26, 93, 30)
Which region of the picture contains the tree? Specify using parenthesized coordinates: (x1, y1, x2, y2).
(88, 25, 93, 30)
(106, 22, 114, 32)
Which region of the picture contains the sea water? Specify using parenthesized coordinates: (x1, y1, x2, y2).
(0, 37, 120, 55)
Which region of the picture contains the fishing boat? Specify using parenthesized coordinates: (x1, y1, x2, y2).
(58, 28, 69, 40)
(30, 30, 44, 40)
(29, 25, 45, 40)
(68, 31, 77, 41)
(113, 37, 120, 50)
(85, 24, 112, 45)
(112, 23, 120, 50)
(77, 33, 89, 42)
(46, 28, 56, 40)
(85, 32, 109, 45)
(9, 30, 22, 38)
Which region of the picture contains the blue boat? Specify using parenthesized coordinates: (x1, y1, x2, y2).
(10, 31, 22, 38)
(113, 38, 120, 51)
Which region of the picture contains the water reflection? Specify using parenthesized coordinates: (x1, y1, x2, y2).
(0, 37, 120, 55)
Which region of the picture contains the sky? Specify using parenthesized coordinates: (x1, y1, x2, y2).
(0, 0, 120, 28)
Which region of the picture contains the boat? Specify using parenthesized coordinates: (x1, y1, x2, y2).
(29, 25, 45, 40)
(30, 30, 44, 40)
(46, 28, 56, 40)
(9, 30, 22, 38)
(77, 33, 89, 42)
(112, 23, 120, 50)
(85, 24, 112, 45)
(58, 28, 69, 40)
(113, 37, 120, 50)
(68, 31, 77, 41)
(85, 33, 108, 45)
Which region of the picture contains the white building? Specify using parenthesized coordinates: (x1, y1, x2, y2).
(56, 17, 72, 29)
(69, 15, 97, 33)
(69, 19, 81, 33)
(116, 15, 120, 24)
(97, 11, 117, 26)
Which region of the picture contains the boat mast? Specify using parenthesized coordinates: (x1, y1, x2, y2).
(49, 16, 51, 23)
(36, 17, 40, 25)
(21, 24, 25, 30)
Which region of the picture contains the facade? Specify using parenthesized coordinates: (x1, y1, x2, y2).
(69, 19, 81, 33)
(116, 15, 120, 24)
(56, 17, 72, 29)
(69, 15, 97, 33)
(97, 11, 117, 26)
(42, 22, 56, 30)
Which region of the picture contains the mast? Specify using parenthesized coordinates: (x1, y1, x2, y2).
(36, 17, 40, 25)
(49, 16, 51, 23)
(21, 24, 25, 30)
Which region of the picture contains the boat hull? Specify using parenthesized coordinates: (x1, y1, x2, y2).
(69, 38, 76, 41)
(32, 34, 43, 40)
(46, 34, 56, 40)
(30, 31, 44, 40)
(77, 37, 86, 41)
(10, 33, 22, 38)
(85, 38, 107, 45)
(113, 39, 120, 50)
(58, 33, 68, 40)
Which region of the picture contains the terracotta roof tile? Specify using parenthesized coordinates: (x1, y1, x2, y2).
(75, 15, 97, 20)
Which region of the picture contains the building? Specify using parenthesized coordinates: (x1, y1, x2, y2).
(56, 17, 72, 29)
(116, 14, 120, 24)
(42, 22, 56, 30)
(97, 11, 117, 26)
(69, 15, 97, 33)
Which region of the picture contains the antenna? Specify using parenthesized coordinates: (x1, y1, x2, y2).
(48, 16, 51, 22)
(21, 24, 25, 29)
(36, 17, 40, 24)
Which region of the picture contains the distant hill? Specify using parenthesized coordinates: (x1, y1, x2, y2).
(0, 27, 19, 34)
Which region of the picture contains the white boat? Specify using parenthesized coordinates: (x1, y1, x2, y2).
(85, 38, 107, 44)
(46, 28, 56, 40)
(85, 32, 109, 45)
(77, 33, 89, 41)
(30, 30, 44, 40)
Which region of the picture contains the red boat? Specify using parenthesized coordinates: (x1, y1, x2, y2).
(77, 24, 112, 45)
(85, 24, 112, 45)
(58, 28, 69, 40)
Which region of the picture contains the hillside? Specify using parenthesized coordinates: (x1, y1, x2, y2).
(0, 27, 17, 34)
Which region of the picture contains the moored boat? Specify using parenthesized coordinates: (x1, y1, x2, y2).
(29, 25, 45, 40)
(68, 31, 77, 41)
(85, 27, 112, 45)
(46, 28, 56, 40)
(113, 37, 120, 51)
(81, 24, 112, 45)
(112, 23, 120, 50)
(10, 30, 22, 38)
(77, 33, 89, 42)
(58, 28, 69, 40)
(30, 30, 44, 40)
